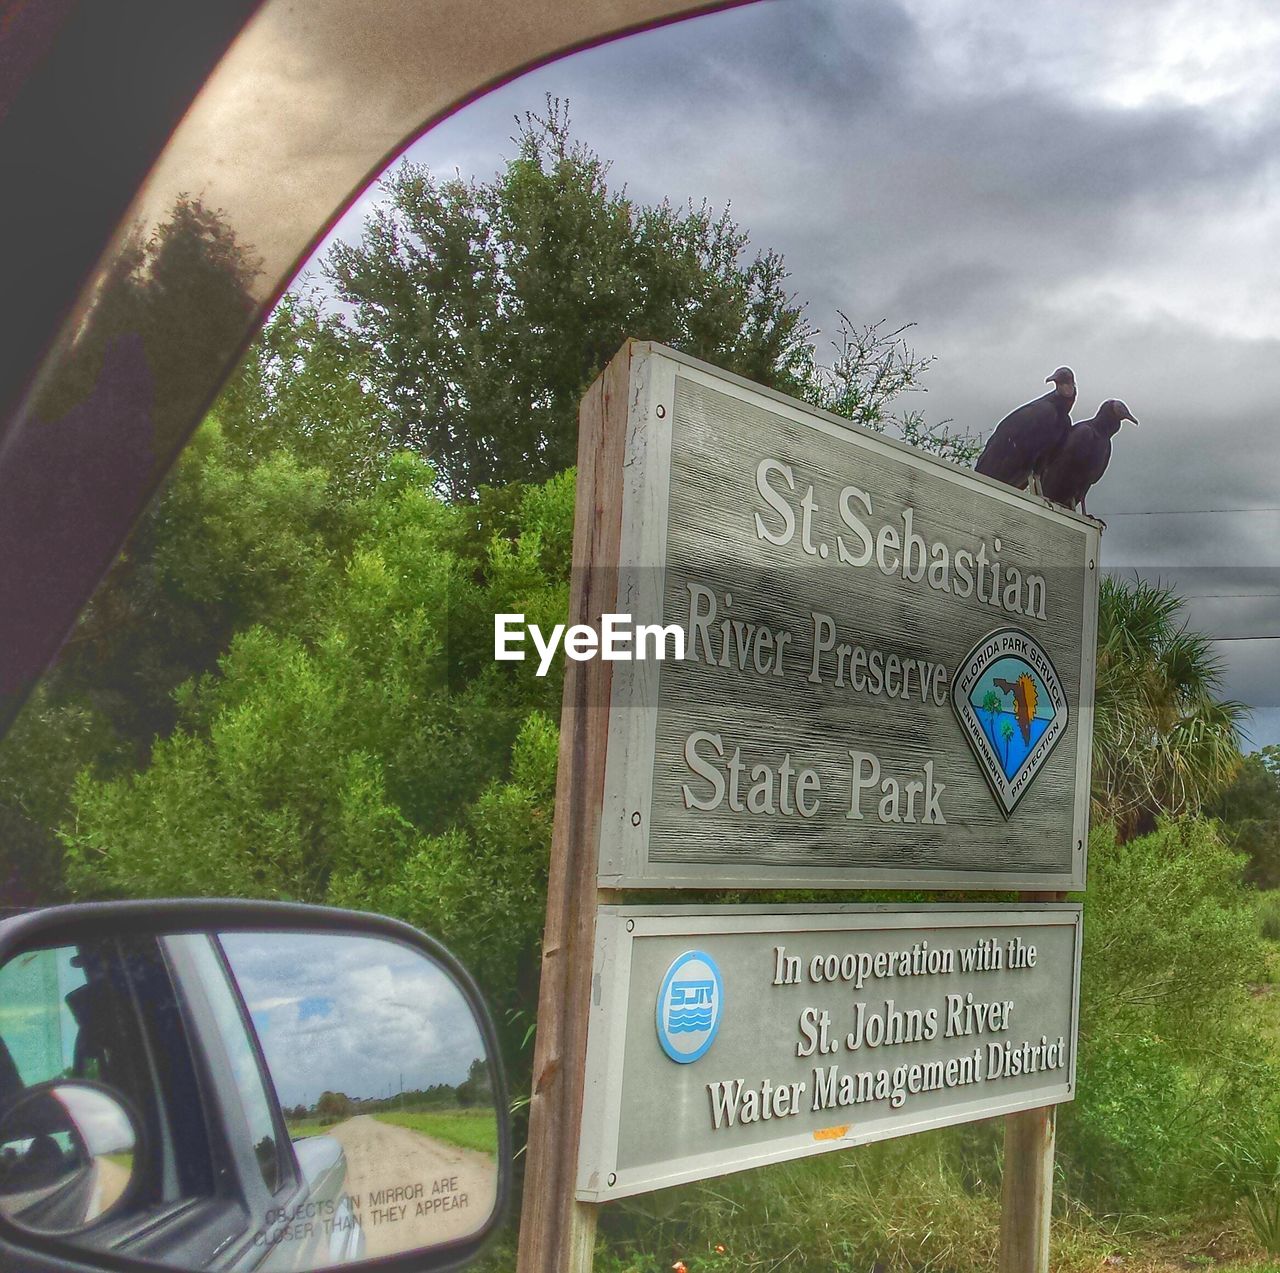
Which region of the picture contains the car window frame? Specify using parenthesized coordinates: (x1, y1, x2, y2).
(159, 935, 304, 1264)
(0, 934, 249, 1267)
(172, 936, 294, 1199)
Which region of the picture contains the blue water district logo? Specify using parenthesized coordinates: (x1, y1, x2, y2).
(951, 627, 1068, 818)
(656, 951, 723, 1064)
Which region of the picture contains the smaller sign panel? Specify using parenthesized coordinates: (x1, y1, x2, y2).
(577, 905, 1080, 1200)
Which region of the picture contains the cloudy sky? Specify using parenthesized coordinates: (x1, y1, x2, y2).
(312, 0, 1280, 744)
(219, 933, 487, 1108)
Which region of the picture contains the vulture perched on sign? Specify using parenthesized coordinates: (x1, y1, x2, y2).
(1039, 399, 1138, 518)
(974, 367, 1076, 491)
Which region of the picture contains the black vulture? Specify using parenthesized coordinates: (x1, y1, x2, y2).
(1039, 399, 1138, 518)
(974, 367, 1076, 491)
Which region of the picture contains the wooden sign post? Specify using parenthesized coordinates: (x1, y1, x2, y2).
(516, 342, 1098, 1273)
(515, 348, 631, 1273)
(1000, 1105, 1057, 1272)
(998, 885, 1067, 1273)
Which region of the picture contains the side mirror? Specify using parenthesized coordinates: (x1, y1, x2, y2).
(0, 1082, 140, 1236)
(0, 901, 510, 1272)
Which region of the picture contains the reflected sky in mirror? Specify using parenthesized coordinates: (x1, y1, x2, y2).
(217, 933, 484, 1109)
(54, 1087, 135, 1157)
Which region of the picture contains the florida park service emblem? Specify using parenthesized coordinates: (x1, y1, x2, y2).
(952, 628, 1067, 818)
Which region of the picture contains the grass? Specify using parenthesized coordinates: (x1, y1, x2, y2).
(563, 1131, 1118, 1273)
(472, 1131, 1280, 1273)
(1252, 931, 1280, 1056)
(286, 1108, 499, 1155)
(285, 1116, 328, 1140)
(474, 880, 1280, 1271)
(1234, 941, 1280, 1263)
(372, 1108, 499, 1156)
(1260, 891, 1280, 943)
(472, 886, 1280, 1271)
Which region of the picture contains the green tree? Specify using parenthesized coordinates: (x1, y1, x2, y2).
(326, 99, 966, 498)
(0, 198, 267, 900)
(0, 283, 401, 902)
(0, 414, 371, 900)
(215, 291, 397, 497)
(1059, 818, 1277, 1210)
(61, 459, 569, 1063)
(316, 1091, 353, 1121)
(981, 689, 1001, 743)
(802, 315, 978, 465)
(1206, 744, 1280, 889)
(999, 717, 1014, 767)
(0, 689, 125, 904)
(326, 99, 811, 498)
(455, 1057, 493, 1107)
(1092, 578, 1245, 839)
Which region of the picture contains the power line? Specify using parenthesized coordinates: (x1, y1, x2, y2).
(1101, 506, 1280, 517)
(1184, 592, 1280, 600)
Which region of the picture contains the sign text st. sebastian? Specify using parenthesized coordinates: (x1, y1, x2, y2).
(599, 344, 1100, 890)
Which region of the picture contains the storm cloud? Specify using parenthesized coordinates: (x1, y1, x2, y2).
(318, 0, 1280, 737)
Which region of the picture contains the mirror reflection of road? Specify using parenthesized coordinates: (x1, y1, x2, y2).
(92, 1157, 131, 1216)
(326, 1115, 496, 1258)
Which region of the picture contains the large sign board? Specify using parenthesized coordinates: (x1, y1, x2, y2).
(599, 344, 1099, 889)
(577, 905, 1080, 1200)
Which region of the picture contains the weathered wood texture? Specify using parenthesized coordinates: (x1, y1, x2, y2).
(515, 344, 633, 1273)
(657, 376, 1084, 865)
(600, 349, 1100, 889)
(998, 1105, 1056, 1273)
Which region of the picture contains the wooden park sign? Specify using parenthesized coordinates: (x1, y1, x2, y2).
(598, 343, 1100, 890)
(516, 343, 1100, 1273)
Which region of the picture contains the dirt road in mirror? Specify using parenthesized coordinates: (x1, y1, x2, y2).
(327, 1115, 496, 1257)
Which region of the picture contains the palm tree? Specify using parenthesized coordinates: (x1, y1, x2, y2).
(1000, 718, 1015, 769)
(1092, 577, 1245, 839)
(982, 690, 1002, 746)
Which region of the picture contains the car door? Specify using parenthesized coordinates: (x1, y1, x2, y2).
(0, 937, 248, 1265)
(161, 934, 364, 1271)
